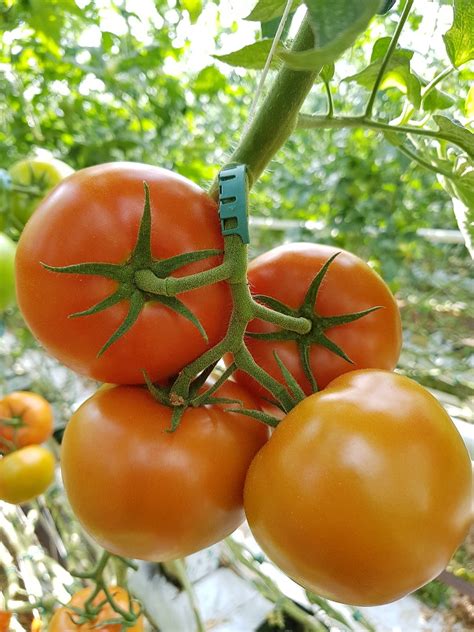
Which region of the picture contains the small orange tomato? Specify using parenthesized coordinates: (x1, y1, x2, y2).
(0, 611, 12, 632)
(0, 391, 53, 452)
(48, 586, 143, 632)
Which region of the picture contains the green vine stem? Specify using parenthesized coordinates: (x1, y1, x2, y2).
(210, 14, 318, 196)
(170, 235, 299, 412)
(364, 0, 415, 118)
(297, 114, 469, 155)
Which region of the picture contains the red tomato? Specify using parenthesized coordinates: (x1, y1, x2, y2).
(61, 380, 269, 561)
(0, 391, 53, 452)
(244, 370, 473, 606)
(233, 243, 402, 397)
(48, 586, 143, 632)
(15, 163, 231, 384)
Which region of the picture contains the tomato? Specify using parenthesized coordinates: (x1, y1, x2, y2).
(15, 162, 231, 384)
(0, 445, 55, 504)
(48, 586, 143, 632)
(0, 232, 16, 310)
(61, 380, 269, 561)
(0, 611, 11, 632)
(244, 370, 473, 606)
(233, 243, 402, 398)
(0, 391, 53, 452)
(9, 156, 74, 225)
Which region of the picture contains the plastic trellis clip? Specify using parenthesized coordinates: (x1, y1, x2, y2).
(218, 164, 250, 244)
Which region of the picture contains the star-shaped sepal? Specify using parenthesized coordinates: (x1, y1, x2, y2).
(42, 183, 222, 357)
(247, 253, 382, 391)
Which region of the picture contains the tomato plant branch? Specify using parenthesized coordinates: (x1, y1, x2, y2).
(134, 260, 232, 295)
(297, 114, 469, 158)
(364, 0, 414, 118)
(170, 235, 296, 412)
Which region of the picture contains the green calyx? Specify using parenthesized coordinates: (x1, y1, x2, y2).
(247, 253, 382, 391)
(42, 183, 224, 356)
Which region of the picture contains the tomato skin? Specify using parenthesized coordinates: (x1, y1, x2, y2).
(15, 162, 231, 384)
(244, 370, 473, 606)
(9, 156, 74, 225)
(0, 391, 53, 452)
(233, 243, 402, 397)
(48, 586, 143, 632)
(61, 381, 269, 561)
(0, 232, 16, 310)
(0, 445, 55, 504)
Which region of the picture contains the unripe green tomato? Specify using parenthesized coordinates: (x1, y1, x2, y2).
(0, 232, 16, 310)
(9, 157, 74, 225)
(0, 445, 55, 504)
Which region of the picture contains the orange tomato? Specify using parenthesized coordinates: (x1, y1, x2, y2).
(15, 162, 231, 384)
(61, 381, 269, 560)
(0, 391, 53, 452)
(48, 586, 143, 632)
(233, 243, 402, 397)
(244, 370, 473, 606)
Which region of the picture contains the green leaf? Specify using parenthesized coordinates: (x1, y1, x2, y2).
(344, 37, 422, 107)
(214, 40, 283, 70)
(179, 0, 203, 24)
(320, 63, 335, 82)
(443, 0, 474, 67)
(434, 115, 474, 159)
(438, 166, 474, 256)
(193, 66, 227, 96)
(246, 0, 302, 22)
(466, 85, 474, 117)
(422, 88, 455, 112)
(279, 0, 380, 70)
(261, 13, 294, 40)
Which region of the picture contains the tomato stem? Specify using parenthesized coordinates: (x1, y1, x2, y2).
(209, 15, 318, 194)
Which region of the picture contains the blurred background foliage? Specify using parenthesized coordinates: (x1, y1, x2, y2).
(0, 0, 473, 626)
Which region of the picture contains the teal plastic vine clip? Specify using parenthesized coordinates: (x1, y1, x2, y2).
(218, 164, 249, 244)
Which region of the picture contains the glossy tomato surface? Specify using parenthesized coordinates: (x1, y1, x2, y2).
(0, 391, 53, 452)
(234, 243, 402, 397)
(0, 445, 55, 504)
(244, 370, 473, 606)
(48, 586, 143, 632)
(61, 381, 269, 561)
(15, 163, 231, 384)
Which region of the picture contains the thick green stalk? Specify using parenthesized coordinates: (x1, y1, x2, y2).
(210, 15, 317, 195)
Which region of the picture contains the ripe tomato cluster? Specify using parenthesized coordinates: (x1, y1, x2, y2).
(13, 162, 473, 608)
(0, 391, 55, 504)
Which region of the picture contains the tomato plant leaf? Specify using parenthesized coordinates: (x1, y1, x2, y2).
(245, 0, 302, 22)
(443, 0, 474, 68)
(178, 0, 203, 23)
(466, 86, 474, 117)
(214, 40, 284, 70)
(423, 89, 455, 112)
(434, 116, 474, 159)
(279, 0, 380, 70)
(344, 43, 421, 108)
